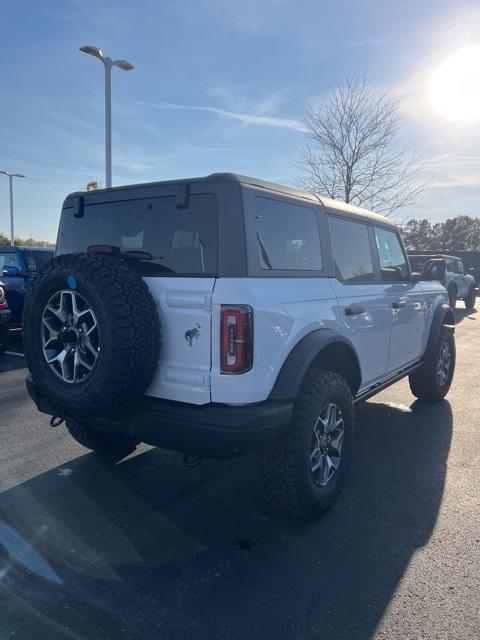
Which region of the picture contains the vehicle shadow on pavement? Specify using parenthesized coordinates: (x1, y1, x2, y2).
(0, 399, 452, 640)
(0, 353, 26, 374)
(454, 307, 477, 324)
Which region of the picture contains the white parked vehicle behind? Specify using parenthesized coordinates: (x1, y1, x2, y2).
(24, 174, 456, 519)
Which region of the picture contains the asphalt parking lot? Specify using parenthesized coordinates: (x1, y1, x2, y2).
(0, 308, 479, 640)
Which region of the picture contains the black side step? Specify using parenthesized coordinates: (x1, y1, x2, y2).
(354, 361, 422, 404)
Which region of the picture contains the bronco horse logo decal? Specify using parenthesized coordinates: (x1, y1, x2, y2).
(185, 323, 201, 347)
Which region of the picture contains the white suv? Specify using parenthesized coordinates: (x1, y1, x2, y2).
(24, 174, 456, 519)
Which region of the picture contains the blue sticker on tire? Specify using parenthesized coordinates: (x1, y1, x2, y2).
(67, 275, 77, 290)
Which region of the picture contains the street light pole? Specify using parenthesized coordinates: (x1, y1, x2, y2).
(0, 171, 25, 246)
(104, 59, 112, 189)
(79, 46, 134, 188)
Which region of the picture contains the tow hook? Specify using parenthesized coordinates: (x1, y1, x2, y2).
(183, 453, 203, 467)
(50, 416, 65, 428)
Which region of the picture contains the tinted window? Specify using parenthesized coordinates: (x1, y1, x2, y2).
(0, 251, 19, 270)
(374, 227, 409, 282)
(255, 197, 322, 271)
(328, 217, 374, 283)
(22, 250, 54, 273)
(57, 194, 218, 276)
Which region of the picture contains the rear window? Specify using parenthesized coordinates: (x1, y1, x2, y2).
(22, 250, 54, 274)
(254, 196, 322, 271)
(57, 194, 218, 276)
(0, 251, 20, 270)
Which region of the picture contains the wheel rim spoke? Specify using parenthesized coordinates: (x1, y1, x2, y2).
(436, 341, 451, 386)
(41, 289, 100, 384)
(310, 401, 345, 487)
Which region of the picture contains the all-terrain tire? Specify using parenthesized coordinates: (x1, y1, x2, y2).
(66, 417, 138, 456)
(409, 327, 455, 402)
(258, 369, 355, 520)
(23, 253, 161, 416)
(465, 285, 476, 310)
(0, 324, 9, 354)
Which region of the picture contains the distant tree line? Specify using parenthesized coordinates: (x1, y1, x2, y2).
(401, 216, 480, 252)
(0, 232, 55, 247)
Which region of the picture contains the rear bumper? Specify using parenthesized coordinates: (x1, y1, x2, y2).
(26, 375, 293, 459)
(0, 308, 11, 325)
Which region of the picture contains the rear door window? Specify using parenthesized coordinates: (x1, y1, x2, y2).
(57, 194, 218, 276)
(373, 227, 409, 282)
(22, 250, 54, 274)
(254, 197, 322, 271)
(328, 217, 374, 283)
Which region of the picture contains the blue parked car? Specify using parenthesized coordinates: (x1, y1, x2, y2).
(0, 246, 54, 326)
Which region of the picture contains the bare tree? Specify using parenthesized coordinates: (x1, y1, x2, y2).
(297, 76, 428, 216)
(86, 179, 101, 191)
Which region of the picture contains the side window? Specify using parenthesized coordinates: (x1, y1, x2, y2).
(254, 197, 322, 271)
(373, 227, 409, 282)
(0, 252, 19, 270)
(328, 217, 374, 283)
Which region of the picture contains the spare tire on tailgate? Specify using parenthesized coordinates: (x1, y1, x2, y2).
(23, 253, 161, 417)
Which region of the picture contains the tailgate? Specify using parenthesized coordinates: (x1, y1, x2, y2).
(144, 277, 215, 404)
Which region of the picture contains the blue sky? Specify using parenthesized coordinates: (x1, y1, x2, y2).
(1, 0, 480, 241)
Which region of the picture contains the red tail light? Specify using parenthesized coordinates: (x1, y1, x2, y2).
(220, 305, 253, 374)
(0, 286, 6, 310)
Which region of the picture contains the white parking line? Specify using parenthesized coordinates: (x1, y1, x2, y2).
(4, 351, 25, 358)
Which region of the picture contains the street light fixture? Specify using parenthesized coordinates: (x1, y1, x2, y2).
(0, 171, 25, 246)
(79, 45, 134, 188)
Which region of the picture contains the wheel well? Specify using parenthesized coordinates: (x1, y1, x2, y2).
(442, 307, 455, 327)
(309, 342, 361, 396)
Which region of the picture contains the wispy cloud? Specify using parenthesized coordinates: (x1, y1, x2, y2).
(137, 101, 306, 133)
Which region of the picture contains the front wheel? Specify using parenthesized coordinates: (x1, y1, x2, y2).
(0, 324, 9, 355)
(409, 327, 455, 402)
(258, 369, 355, 520)
(66, 417, 139, 456)
(465, 285, 476, 310)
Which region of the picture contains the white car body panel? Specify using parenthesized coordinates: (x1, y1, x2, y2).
(144, 277, 215, 405)
(210, 278, 339, 404)
(143, 275, 449, 407)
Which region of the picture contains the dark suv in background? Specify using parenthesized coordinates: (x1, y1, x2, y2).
(0, 246, 54, 326)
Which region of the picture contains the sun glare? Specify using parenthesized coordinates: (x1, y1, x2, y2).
(429, 45, 480, 122)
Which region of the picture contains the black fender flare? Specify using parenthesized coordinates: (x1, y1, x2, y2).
(268, 329, 361, 401)
(424, 303, 455, 361)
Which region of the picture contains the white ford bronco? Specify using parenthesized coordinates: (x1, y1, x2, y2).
(24, 174, 455, 519)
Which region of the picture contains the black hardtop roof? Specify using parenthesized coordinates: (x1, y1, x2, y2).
(407, 253, 460, 261)
(65, 172, 395, 228)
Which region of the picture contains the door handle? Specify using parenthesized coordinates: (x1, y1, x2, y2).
(345, 305, 365, 316)
(392, 299, 407, 309)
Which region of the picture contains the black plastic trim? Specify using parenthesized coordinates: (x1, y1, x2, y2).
(26, 375, 293, 460)
(424, 303, 455, 360)
(0, 308, 10, 324)
(354, 361, 422, 404)
(268, 329, 361, 401)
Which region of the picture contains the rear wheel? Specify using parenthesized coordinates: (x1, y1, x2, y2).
(465, 285, 476, 310)
(0, 324, 9, 354)
(409, 327, 455, 402)
(258, 369, 355, 520)
(66, 417, 138, 456)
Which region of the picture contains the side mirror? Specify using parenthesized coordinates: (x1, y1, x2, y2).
(2, 265, 21, 276)
(423, 259, 446, 284)
(411, 271, 423, 282)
